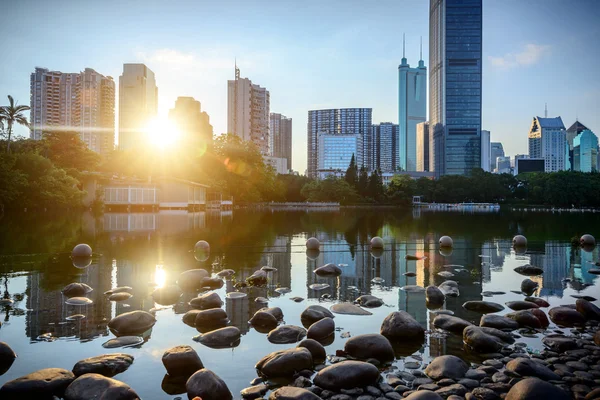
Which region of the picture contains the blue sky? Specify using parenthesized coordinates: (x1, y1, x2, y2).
(1, 0, 599, 172)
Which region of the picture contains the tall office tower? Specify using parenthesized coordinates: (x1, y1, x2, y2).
(566, 120, 589, 168)
(398, 37, 427, 171)
(490, 142, 504, 172)
(168, 97, 213, 148)
(118, 64, 158, 150)
(528, 116, 568, 172)
(30, 67, 115, 155)
(227, 66, 270, 155)
(270, 113, 293, 169)
(416, 121, 430, 172)
(430, 0, 483, 177)
(307, 108, 372, 179)
(480, 130, 491, 171)
(372, 122, 399, 172)
(573, 129, 598, 172)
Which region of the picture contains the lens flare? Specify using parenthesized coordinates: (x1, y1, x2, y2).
(144, 117, 180, 148)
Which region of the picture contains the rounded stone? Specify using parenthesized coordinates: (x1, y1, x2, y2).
(178, 269, 210, 292)
(463, 326, 508, 353)
(313, 360, 379, 390)
(520, 279, 538, 295)
(72, 256, 92, 269)
(505, 310, 543, 329)
(72, 243, 92, 258)
(505, 358, 560, 381)
(426, 286, 445, 308)
(463, 301, 504, 313)
(404, 392, 443, 400)
(513, 235, 527, 247)
(433, 314, 473, 333)
(247, 270, 268, 286)
(480, 314, 519, 331)
(102, 336, 144, 349)
(268, 386, 322, 400)
(65, 297, 93, 305)
(0, 368, 75, 398)
(189, 292, 223, 310)
(425, 355, 469, 380)
(185, 369, 232, 400)
(580, 234, 595, 247)
(62, 283, 93, 298)
(249, 310, 278, 329)
(330, 303, 372, 316)
(182, 310, 202, 327)
(438, 280, 460, 297)
(514, 265, 543, 276)
(297, 339, 326, 362)
(307, 317, 335, 341)
(72, 353, 134, 377)
(306, 249, 320, 260)
(65, 373, 139, 400)
(162, 345, 203, 377)
(0, 342, 17, 376)
(108, 310, 156, 336)
(505, 377, 569, 400)
(506, 301, 539, 311)
(194, 326, 241, 349)
(575, 298, 600, 320)
(344, 333, 395, 363)
(268, 325, 307, 344)
(313, 263, 342, 276)
(439, 236, 453, 248)
(524, 297, 550, 307)
(548, 306, 586, 326)
(370, 236, 384, 249)
(108, 292, 132, 302)
(256, 348, 313, 378)
(381, 311, 424, 339)
(306, 237, 320, 250)
(300, 305, 334, 324)
(356, 295, 384, 308)
(194, 308, 228, 327)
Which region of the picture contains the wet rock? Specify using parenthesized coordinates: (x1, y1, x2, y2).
(307, 317, 335, 341)
(513, 265, 543, 276)
(471, 387, 501, 400)
(480, 327, 514, 344)
(0, 368, 75, 398)
(576, 298, 600, 320)
(331, 303, 372, 316)
(189, 292, 223, 310)
(438, 281, 460, 297)
(425, 286, 445, 308)
(524, 297, 550, 307)
(404, 391, 443, 399)
(425, 355, 469, 380)
(177, 269, 209, 292)
(313, 360, 379, 390)
(101, 336, 143, 349)
(344, 334, 395, 363)
(182, 310, 202, 327)
(314, 263, 342, 276)
(201, 277, 224, 289)
(595, 330, 600, 346)
(162, 345, 203, 377)
(541, 335, 578, 352)
(240, 383, 268, 399)
(194, 326, 241, 348)
(62, 283, 93, 298)
(505, 377, 569, 400)
(66, 297, 93, 305)
(297, 339, 326, 362)
(586, 388, 600, 400)
(520, 279, 538, 295)
(300, 305, 334, 324)
(290, 296, 304, 302)
(108, 292, 132, 302)
(505, 310, 542, 329)
(105, 286, 133, 295)
(381, 311, 424, 339)
(195, 308, 228, 327)
(72, 353, 133, 377)
(505, 357, 560, 381)
(247, 270, 268, 286)
(480, 314, 519, 331)
(108, 310, 156, 336)
(530, 309, 549, 328)
(249, 310, 278, 329)
(186, 368, 232, 400)
(548, 306, 586, 326)
(463, 326, 507, 353)
(0, 342, 16, 375)
(505, 301, 539, 311)
(152, 285, 182, 305)
(435, 384, 466, 397)
(268, 325, 307, 344)
(217, 269, 235, 278)
(256, 348, 313, 378)
(401, 285, 425, 292)
(64, 373, 139, 400)
(356, 295, 384, 308)
(433, 314, 474, 333)
(161, 373, 187, 395)
(463, 301, 504, 313)
(269, 386, 322, 399)
(261, 306, 284, 321)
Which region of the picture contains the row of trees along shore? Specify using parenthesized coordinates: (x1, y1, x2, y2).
(2, 94, 600, 211)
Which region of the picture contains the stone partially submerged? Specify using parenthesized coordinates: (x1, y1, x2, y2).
(330, 303, 372, 316)
(300, 305, 334, 323)
(185, 369, 232, 400)
(256, 347, 313, 378)
(177, 269, 209, 292)
(433, 314, 473, 334)
(189, 292, 223, 310)
(344, 334, 394, 363)
(381, 311, 424, 339)
(162, 345, 203, 378)
(313, 360, 379, 391)
(462, 301, 504, 313)
(64, 373, 139, 400)
(0, 368, 75, 399)
(268, 386, 322, 400)
(267, 325, 306, 344)
(61, 283, 93, 298)
(313, 263, 342, 276)
(438, 281, 460, 297)
(355, 294, 384, 308)
(424, 355, 469, 380)
(194, 326, 241, 348)
(72, 354, 134, 377)
(108, 311, 156, 336)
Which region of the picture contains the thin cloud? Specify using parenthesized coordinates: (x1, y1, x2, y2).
(488, 44, 551, 69)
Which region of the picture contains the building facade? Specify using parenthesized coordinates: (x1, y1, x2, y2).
(264, 156, 289, 175)
(528, 116, 568, 172)
(480, 130, 491, 172)
(269, 113, 292, 170)
(118, 64, 158, 150)
(398, 45, 427, 171)
(496, 156, 511, 174)
(307, 108, 372, 179)
(490, 142, 504, 172)
(416, 122, 430, 172)
(515, 158, 544, 175)
(372, 122, 399, 172)
(317, 134, 361, 179)
(429, 0, 483, 177)
(30, 67, 115, 155)
(227, 67, 270, 155)
(573, 129, 599, 172)
(168, 97, 213, 148)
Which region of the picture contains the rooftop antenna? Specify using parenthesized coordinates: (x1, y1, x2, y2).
(544, 103, 548, 118)
(403, 33, 406, 58)
(420, 36, 423, 60)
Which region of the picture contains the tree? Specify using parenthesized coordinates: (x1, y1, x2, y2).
(344, 153, 358, 187)
(386, 174, 416, 205)
(301, 176, 359, 204)
(367, 170, 384, 201)
(42, 131, 101, 173)
(0, 95, 30, 153)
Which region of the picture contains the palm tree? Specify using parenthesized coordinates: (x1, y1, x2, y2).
(0, 95, 30, 153)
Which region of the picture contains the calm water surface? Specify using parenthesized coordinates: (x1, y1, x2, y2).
(0, 209, 599, 399)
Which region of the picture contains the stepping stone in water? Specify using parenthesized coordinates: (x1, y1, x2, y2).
(330, 303, 372, 316)
(102, 336, 144, 349)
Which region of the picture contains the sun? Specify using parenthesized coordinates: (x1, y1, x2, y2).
(144, 117, 181, 147)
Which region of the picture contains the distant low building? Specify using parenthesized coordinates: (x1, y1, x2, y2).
(490, 142, 505, 172)
(264, 156, 288, 174)
(481, 130, 491, 172)
(496, 156, 511, 174)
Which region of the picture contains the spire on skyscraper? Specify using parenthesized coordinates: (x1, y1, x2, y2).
(401, 33, 408, 66)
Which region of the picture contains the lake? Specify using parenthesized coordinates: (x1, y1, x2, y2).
(0, 208, 598, 399)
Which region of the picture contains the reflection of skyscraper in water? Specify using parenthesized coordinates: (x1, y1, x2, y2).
(115, 259, 153, 313)
(266, 236, 292, 291)
(532, 241, 568, 297)
(398, 239, 427, 328)
(479, 240, 510, 283)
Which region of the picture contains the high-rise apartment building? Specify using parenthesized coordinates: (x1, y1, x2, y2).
(430, 0, 483, 177)
(227, 66, 270, 155)
(528, 116, 568, 172)
(30, 67, 115, 155)
(573, 129, 598, 172)
(307, 108, 372, 179)
(317, 134, 361, 179)
(398, 39, 427, 171)
(168, 97, 213, 148)
(480, 130, 491, 172)
(490, 142, 504, 172)
(118, 64, 158, 150)
(371, 123, 399, 172)
(269, 113, 292, 170)
(416, 122, 430, 172)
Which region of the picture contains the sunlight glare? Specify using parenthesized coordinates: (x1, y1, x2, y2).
(154, 264, 166, 289)
(144, 117, 180, 147)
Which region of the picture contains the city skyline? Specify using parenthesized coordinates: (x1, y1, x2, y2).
(1, 0, 599, 173)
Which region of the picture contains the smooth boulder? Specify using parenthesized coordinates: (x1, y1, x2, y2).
(506, 301, 539, 311)
(425, 355, 469, 380)
(249, 310, 278, 329)
(381, 311, 424, 339)
(344, 334, 395, 362)
(307, 317, 334, 341)
(520, 278, 538, 295)
(0, 368, 75, 399)
(185, 369, 232, 400)
(72, 353, 134, 377)
(268, 386, 322, 400)
(462, 301, 504, 313)
(505, 310, 542, 329)
(513, 265, 543, 276)
(194, 326, 241, 348)
(433, 314, 473, 333)
(426, 286, 445, 307)
(548, 306, 586, 326)
(313, 360, 379, 390)
(162, 345, 203, 377)
(463, 326, 508, 353)
(480, 314, 519, 331)
(189, 292, 223, 310)
(314, 263, 342, 276)
(64, 373, 139, 400)
(576, 298, 600, 320)
(256, 347, 313, 378)
(194, 308, 228, 327)
(300, 305, 334, 324)
(330, 303, 372, 315)
(268, 325, 306, 344)
(62, 283, 93, 298)
(182, 310, 202, 327)
(356, 295, 384, 308)
(0, 342, 17, 375)
(438, 281, 460, 297)
(178, 269, 209, 292)
(297, 339, 326, 362)
(505, 378, 569, 400)
(524, 297, 550, 307)
(108, 310, 156, 336)
(505, 357, 560, 381)
(247, 270, 268, 286)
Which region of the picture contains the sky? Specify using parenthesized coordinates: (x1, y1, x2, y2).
(1, 0, 599, 173)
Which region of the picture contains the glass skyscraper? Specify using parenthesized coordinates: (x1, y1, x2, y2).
(573, 129, 599, 172)
(429, 0, 483, 177)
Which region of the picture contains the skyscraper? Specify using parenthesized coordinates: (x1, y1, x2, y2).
(480, 130, 491, 172)
(566, 120, 589, 168)
(307, 108, 372, 179)
(118, 64, 158, 150)
(528, 116, 568, 172)
(573, 129, 598, 172)
(398, 36, 427, 171)
(227, 66, 270, 155)
(30, 67, 115, 155)
(168, 97, 213, 148)
(490, 142, 504, 172)
(429, 0, 483, 177)
(372, 123, 399, 172)
(416, 122, 429, 172)
(269, 113, 293, 170)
